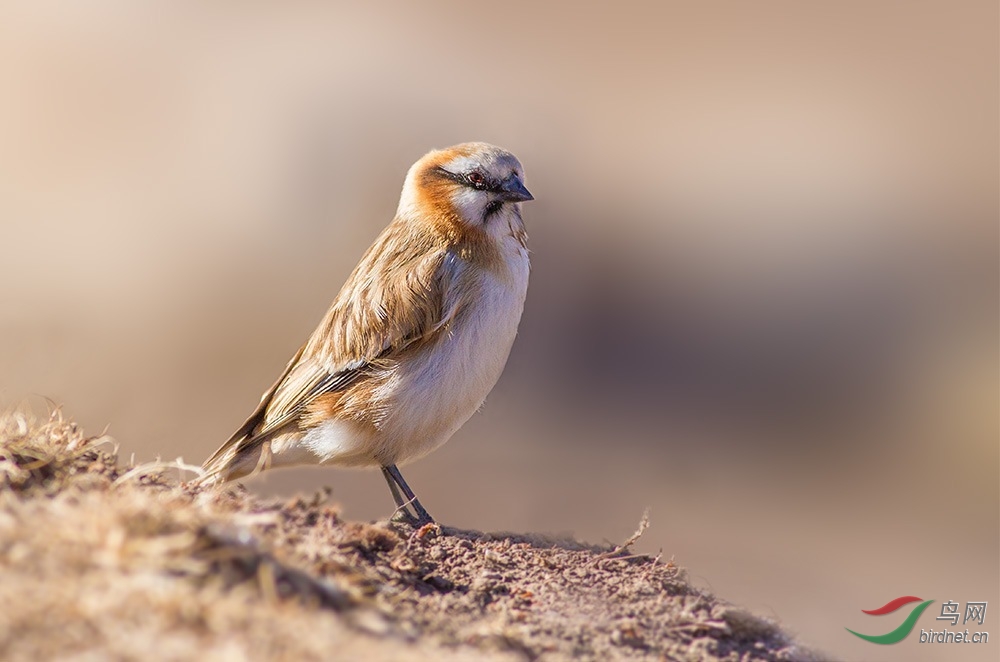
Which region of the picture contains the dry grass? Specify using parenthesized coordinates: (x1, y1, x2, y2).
(0, 409, 825, 661)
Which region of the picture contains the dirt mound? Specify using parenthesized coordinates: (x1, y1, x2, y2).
(0, 410, 823, 661)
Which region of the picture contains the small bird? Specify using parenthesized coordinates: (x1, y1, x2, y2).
(200, 142, 533, 525)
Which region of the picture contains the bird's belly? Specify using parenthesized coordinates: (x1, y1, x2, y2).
(377, 265, 528, 464)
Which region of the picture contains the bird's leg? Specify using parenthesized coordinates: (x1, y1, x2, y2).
(381, 466, 422, 524)
(383, 464, 434, 525)
(381, 466, 409, 511)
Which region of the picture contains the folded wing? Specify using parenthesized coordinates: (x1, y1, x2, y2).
(199, 219, 461, 483)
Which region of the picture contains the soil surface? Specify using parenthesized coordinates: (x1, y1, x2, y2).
(0, 411, 824, 661)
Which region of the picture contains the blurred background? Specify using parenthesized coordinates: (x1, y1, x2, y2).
(1, 2, 996, 659)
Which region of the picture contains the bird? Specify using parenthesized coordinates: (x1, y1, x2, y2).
(199, 142, 533, 525)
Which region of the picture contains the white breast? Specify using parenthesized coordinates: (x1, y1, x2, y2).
(375, 231, 530, 464)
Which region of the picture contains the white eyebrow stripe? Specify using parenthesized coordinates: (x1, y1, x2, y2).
(443, 155, 479, 173)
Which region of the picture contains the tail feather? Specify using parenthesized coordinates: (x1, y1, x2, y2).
(197, 434, 273, 487)
(198, 343, 308, 487)
(197, 406, 282, 486)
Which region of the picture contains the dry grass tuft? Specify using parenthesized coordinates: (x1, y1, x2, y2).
(0, 408, 118, 493)
(0, 409, 825, 661)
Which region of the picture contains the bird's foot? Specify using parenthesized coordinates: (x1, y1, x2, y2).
(390, 500, 435, 527)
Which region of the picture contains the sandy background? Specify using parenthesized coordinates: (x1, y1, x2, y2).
(1, 2, 996, 660)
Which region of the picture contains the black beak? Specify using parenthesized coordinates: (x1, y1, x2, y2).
(498, 176, 534, 202)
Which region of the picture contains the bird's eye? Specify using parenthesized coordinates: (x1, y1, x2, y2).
(468, 171, 485, 187)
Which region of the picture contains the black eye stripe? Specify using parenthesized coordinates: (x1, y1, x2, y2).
(464, 171, 498, 191)
(433, 166, 502, 193)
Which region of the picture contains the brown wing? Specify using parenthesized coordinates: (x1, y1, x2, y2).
(199, 343, 367, 478)
(200, 218, 461, 483)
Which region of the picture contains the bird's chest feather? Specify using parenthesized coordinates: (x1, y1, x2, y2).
(443, 255, 529, 388)
(386, 241, 529, 442)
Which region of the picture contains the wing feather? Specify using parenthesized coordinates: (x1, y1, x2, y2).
(200, 218, 460, 483)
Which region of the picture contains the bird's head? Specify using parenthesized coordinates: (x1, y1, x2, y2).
(398, 142, 533, 228)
